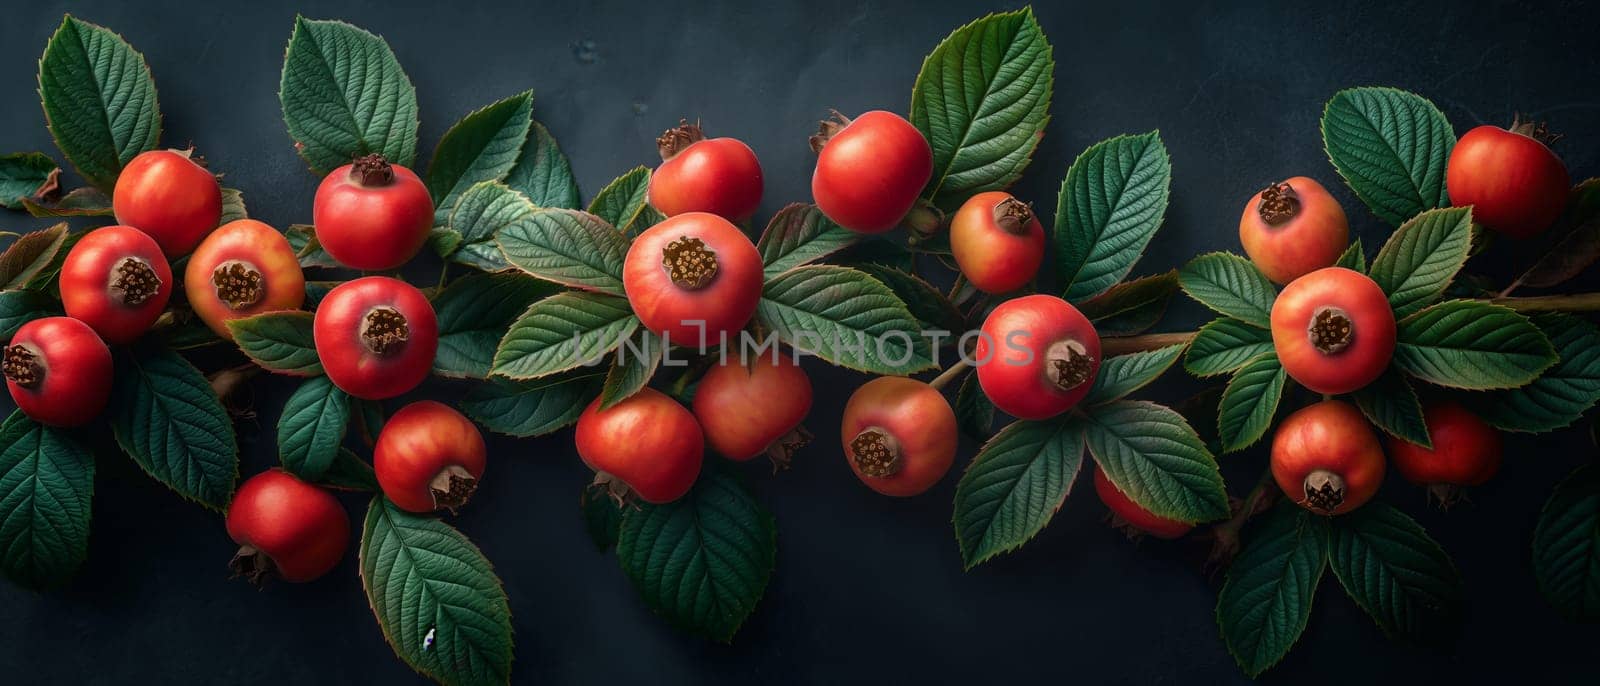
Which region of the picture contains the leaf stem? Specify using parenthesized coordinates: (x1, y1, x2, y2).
(929, 358, 972, 392)
(1206, 467, 1279, 572)
(947, 272, 969, 302)
(1489, 292, 1600, 312)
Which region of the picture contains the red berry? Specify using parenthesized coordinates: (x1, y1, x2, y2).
(1271, 400, 1386, 515)
(1448, 123, 1570, 239)
(1238, 177, 1349, 285)
(648, 121, 763, 222)
(950, 191, 1046, 294)
(60, 225, 173, 344)
(622, 212, 762, 346)
(184, 219, 305, 340)
(374, 401, 487, 513)
(312, 276, 437, 400)
(840, 376, 956, 497)
(1092, 465, 1194, 540)
(1387, 402, 1502, 504)
(692, 354, 812, 466)
(226, 469, 349, 584)
(312, 154, 434, 270)
(4, 317, 112, 427)
(575, 388, 703, 504)
(975, 294, 1102, 420)
(810, 110, 933, 234)
(1270, 267, 1395, 395)
(112, 149, 223, 257)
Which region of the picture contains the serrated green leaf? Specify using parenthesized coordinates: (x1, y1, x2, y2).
(1368, 207, 1473, 318)
(1533, 463, 1600, 621)
(1471, 313, 1600, 433)
(496, 208, 629, 294)
(1185, 317, 1273, 377)
(1178, 252, 1275, 327)
(757, 203, 859, 277)
(1328, 503, 1464, 645)
(505, 121, 580, 210)
(1217, 502, 1328, 678)
(581, 483, 623, 552)
(1218, 352, 1286, 452)
(853, 263, 963, 332)
(1393, 300, 1556, 390)
(444, 181, 532, 271)
(0, 153, 59, 209)
(1334, 238, 1367, 272)
(0, 411, 93, 588)
(279, 17, 417, 175)
(952, 418, 1085, 569)
(433, 271, 555, 378)
(462, 372, 603, 438)
(38, 16, 161, 191)
(587, 166, 662, 235)
(954, 369, 994, 440)
(218, 187, 247, 224)
(20, 187, 113, 217)
(1056, 132, 1171, 302)
(492, 291, 637, 380)
(833, 237, 915, 272)
(285, 224, 340, 269)
(1515, 179, 1600, 290)
(428, 227, 463, 258)
(1081, 400, 1228, 523)
(755, 265, 934, 375)
(360, 497, 513, 686)
(1353, 368, 1431, 447)
(0, 290, 56, 339)
(1078, 270, 1178, 321)
(227, 311, 322, 376)
(599, 329, 663, 409)
(1084, 345, 1184, 406)
(1321, 87, 1454, 225)
(109, 345, 238, 510)
(319, 448, 379, 492)
(427, 91, 533, 227)
(0, 223, 68, 289)
(277, 376, 350, 481)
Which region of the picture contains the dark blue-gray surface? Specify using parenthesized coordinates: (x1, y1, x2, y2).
(2, 0, 1598, 683)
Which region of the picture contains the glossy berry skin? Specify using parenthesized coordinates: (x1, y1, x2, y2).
(3, 317, 112, 427)
(1238, 177, 1349, 285)
(312, 154, 434, 270)
(693, 354, 812, 462)
(575, 388, 703, 504)
(1448, 124, 1570, 239)
(840, 376, 957, 497)
(1270, 267, 1394, 395)
(810, 110, 933, 234)
(950, 191, 1046, 294)
(184, 219, 305, 340)
(60, 225, 173, 344)
(111, 149, 222, 257)
(974, 294, 1101, 420)
(374, 401, 487, 513)
(649, 122, 763, 222)
(1271, 400, 1386, 515)
(622, 212, 762, 346)
(1092, 466, 1193, 540)
(225, 469, 349, 584)
(1387, 402, 1502, 489)
(312, 277, 437, 400)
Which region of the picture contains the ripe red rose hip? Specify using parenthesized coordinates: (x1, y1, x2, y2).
(1271, 400, 1386, 515)
(840, 376, 957, 497)
(375, 401, 487, 513)
(974, 294, 1101, 420)
(1448, 121, 1571, 239)
(4, 317, 112, 427)
(312, 154, 434, 270)
(648, 120, 763, 222)
(185, 219, 305, 340)
(1238, 176, 1349, 285)
(1387, 402, 1502, 505)
(1270, 267, 1394, 395)
(950, 191, 1046, 294)
(312, 276, 438, 400)
(622, 212, 762, 345)
(692, 353, 813, 467)
(226, 469, 349, 584)
(1092, 465, 1193, 540)
(60, 225, 173, 344)
(112, 149, 222, 256)
(810, 110, 933, 234)
(575, 388, 703, 504)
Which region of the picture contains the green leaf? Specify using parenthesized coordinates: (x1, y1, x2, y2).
(37, 16, 161, 191)
(1514, 179, 1600, 290)
(587, 166, 663, 235)
(754, 265, 934, 375)
(1321, 87, 1455, 225)
(433, 271, 555, 378)
(496, 208, 629, 294)
(617, 468, 775, 642)
(599, 329, 663, 410)
(757, 203, 859, 277)
(0, 152, 59, 209)
(1327, 503, 1463, 645)
(427, 91, 533, 227)
(1084, 345, 1184, 406)
(0, 223, 69, 289)
(1367, 207, 1473, 319)
(1056, 132, 1172, 302)
(0, 411, 93, 588)
(285, 224, 340, 269)
(1393, 300, 1556, 390)
(1185, 317, 1273, 377)
(952, 418, 1085, 569)
(20, 187, 113, 217)
(1471, 314, 1600, 433)
(279, 17, 417, 175)
(581, 483, 623, 551)
(1217, 352, 1287, 452)
(277, 376, 350, 481)
(319, 448, 379, 492)
(505, 121, 581, 210)
(1178, 252, 1275, 327)
(1217, 502, 1328, 678)
(1533, 463, 1600, 621)
(462, 373, 603, 437)
(1081, 400, 1229, 523)
(360, 497, 513, 686)
(428, 227, 463, 258)
(853, 263, 963, 332)
(109, 345, 238, 510)
(1353, 368, 1430, 448)
(226, 311, 322, 376)
(0, 290, 57, 339)
(218, 187, 247, 224)
(1334, 237, 1367, 272)
(911, 7, 1053, 210)
(492, 291, 637, 380)
(1077, 270, 1178, 322)
(444, 181, 533, 271)
(954, 370, 994, 440)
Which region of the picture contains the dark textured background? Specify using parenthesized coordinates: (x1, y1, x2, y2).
(2, 0, 1599, 683)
